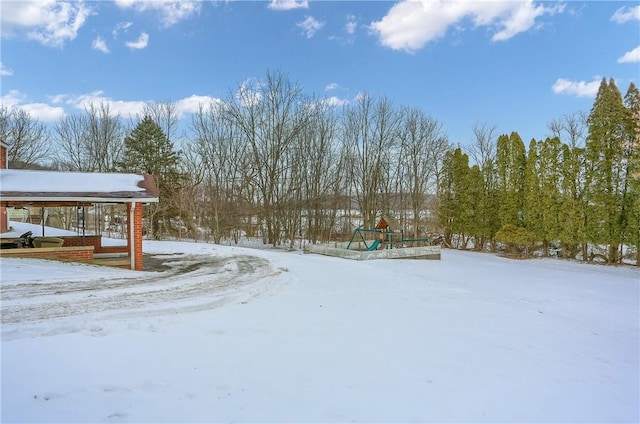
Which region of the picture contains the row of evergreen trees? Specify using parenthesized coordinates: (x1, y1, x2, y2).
(439, 78, 639, 264)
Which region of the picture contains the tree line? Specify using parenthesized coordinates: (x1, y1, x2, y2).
(1, 71, 638, 264)
(439, 78, 639, 264)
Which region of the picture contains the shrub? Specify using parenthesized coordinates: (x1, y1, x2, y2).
(495, 224, 537, 258)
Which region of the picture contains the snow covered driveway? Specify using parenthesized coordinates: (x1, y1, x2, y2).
(1, 241, 639, 423)
(1, 251, 285, 339)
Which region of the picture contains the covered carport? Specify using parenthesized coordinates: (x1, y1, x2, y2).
(0, 169, 159, 270)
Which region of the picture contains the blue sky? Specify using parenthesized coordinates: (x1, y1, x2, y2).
(1, 0, 639, 147)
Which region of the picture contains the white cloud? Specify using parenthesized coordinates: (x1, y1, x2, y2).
(491, 2, 564, 42)
(297, 16, 324, 39)
(268, 0, 308, 11)
(611, 5, 640, 23)
(61, 91, 224, 119)
(112, 21, 133, 38)
(236, 79, 262, 108)
(114, 0, 136, 7)
(325, 96, 349, 107)
(552, 78, 601, 98)
(345, 14, 357, 35)
(114, 0, 201, 27)
(20, 102, 67, 121)
(617, 45, 640, 63)
(1, 90, 65, 121)
(3, 89, 223, 123)
(370, 0, 564, 52)
(126, 32, 149, 50)
(58, 91, 147, 118)
(176, 95, 222, 116)
(0, 90, 26, 108)
(1, 62, 14, 76)
(0, 0, 92, 47)
(92, 36, 109, 53)
(325, 83, 340, 91)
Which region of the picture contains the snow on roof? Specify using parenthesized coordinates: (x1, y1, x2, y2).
(2, 169, 146, 192)
(0, 169, 158, 203)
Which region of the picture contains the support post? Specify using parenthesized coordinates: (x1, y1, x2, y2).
(128, 202, 135, 270)
(127, 202, 144, 271)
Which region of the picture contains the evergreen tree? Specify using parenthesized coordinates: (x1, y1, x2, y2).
(495, 223, 537, 257)
(586, 78, 631, 263)
(438, 148, 473, 248)
(559, 143, 588, 260)
(483, 174, 501, 252)
(438, 149, 456, 247)
(119, 115, 182, 239)
(523, 139, 542, 243)
(466, 164, 486, 250)
(468, 122, 500, 250)
(623, 82, 640, 265)
(496, 132, 526, 228)
(537, 137, 563, 255)
(527, 136, 584, 258)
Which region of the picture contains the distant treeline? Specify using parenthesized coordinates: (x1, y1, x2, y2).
(1, 72, 638, 264)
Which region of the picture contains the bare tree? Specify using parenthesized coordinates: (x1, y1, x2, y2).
(547, 111, 588, 149)
(143, 100, 182, 145)
(53, 102, 126, 172)
(342, 94, 400, 229)
(468, 122, 497, 173)
(172, 142, 206, 240)
(396, 107, 450, 238)
(0, 106, 51, 167)
(190, 101, 251, 243)
(296, 100, 341, 243)
(54, 114, 90, 171)
(225, 70, 314, 246)
(85, 102, 126, 172)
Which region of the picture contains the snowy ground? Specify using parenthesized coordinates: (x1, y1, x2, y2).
(1, 239, 639, 423)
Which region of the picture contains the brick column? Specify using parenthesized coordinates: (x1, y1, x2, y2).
(126, 202, 144, 271)
(0, 207, 7, 234)
(0, 140, 8, 232)
(0, 141, 7, 168)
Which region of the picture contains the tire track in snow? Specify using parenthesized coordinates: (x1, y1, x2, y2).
(1, 254, 283, 325)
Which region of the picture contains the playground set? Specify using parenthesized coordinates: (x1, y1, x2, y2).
(306, 216, 441, 260)
(346, 216, 431, 251)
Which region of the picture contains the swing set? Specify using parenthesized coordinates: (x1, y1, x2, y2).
(346, 216, 430, 251)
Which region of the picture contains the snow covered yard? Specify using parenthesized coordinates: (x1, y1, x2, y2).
(1, 241, 638, 423)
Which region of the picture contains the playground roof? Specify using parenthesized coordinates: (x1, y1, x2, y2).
(376, 215, 400, 231)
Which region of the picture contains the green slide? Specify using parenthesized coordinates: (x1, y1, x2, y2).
(367, 239, 381, 251)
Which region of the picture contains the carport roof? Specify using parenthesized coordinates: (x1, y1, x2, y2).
(0, 169, 159, 206)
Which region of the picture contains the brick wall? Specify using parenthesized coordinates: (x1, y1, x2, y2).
(60, 235, 101, 248)
(59, 235, 128, 254)
(0, 246, 95, 262)
(62, 235, 128, 254)
(98, 245, 129, 254)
